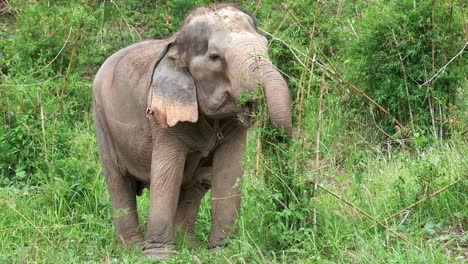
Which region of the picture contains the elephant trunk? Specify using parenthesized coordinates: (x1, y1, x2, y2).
(259, 63, 293, 136)
(227, 41, 292, 136)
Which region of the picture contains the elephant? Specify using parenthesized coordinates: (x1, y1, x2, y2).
(92, 4, 292, 259)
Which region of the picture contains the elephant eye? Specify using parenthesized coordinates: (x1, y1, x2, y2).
(209, 53, 221, 61)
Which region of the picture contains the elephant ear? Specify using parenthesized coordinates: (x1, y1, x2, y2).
(146, 44, 198, 128)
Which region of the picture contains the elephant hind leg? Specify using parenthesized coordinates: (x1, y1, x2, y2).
(95, 118, 143, 245)
(103, 164, 144, 246)
(175, 166, 212, 248)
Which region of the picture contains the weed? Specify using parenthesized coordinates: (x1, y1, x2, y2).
(0, 0, 466, 263)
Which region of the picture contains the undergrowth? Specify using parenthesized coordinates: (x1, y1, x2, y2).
(0, 0, 466, 263)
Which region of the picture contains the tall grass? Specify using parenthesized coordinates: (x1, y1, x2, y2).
(0, 0, 466, 263)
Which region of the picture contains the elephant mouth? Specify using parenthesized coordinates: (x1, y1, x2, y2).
(236, 101, 254, 126)
(242, 101, 254, 114)
(199, 94, 254, 124)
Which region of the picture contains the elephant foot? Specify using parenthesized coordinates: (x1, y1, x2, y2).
(142, 242, 177, 260)
(175, 228, 201, 248)
(185, 233, 201, 249)
(117, 233, 144, 246)
(208, 243, 228, 253)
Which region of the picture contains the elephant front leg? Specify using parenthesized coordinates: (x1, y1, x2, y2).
(175, 167, 212, 248)
(209, 127, 246, 249)
(142, 139, 187, 259)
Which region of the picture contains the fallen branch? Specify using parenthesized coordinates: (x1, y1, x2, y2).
(461, 128, 468, 136)
(0, 74, 63, 87)
(384, 179, 462, 222)
(5, 202, 55, 247)
(305, 180, 422, 252)
(0, 222, 88, 233)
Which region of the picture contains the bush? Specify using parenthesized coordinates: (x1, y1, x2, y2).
(0, 0, 466, 262)
(342, 0, 466, 137)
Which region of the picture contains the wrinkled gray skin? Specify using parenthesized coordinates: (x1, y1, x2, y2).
(93, 5, 292, 259)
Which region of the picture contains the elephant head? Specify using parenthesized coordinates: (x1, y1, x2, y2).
(147, 4, 292, 135)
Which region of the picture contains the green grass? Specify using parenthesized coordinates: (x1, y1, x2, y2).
(1, 0, 466, 263)
(0, 136, 466, 263)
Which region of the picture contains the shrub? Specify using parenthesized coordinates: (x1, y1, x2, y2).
(343, 0, 466, 137)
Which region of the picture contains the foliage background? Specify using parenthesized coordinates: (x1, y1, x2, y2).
(0, 0, 466, 263)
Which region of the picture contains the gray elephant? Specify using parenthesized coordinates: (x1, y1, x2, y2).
(92, 4, 292, 259)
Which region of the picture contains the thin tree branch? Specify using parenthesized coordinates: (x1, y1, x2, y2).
(5, 202, 55, 247)
(418, 41, 467, 88)
(0, 223, 87, 233)
(305, 181, 423, 252)
(384, 179, 461, 222)
(0, 75, 63, 87)
(461, 128, 468, 136)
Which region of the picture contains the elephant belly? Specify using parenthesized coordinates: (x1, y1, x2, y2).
(105, 115, 232, 187)
(107, 118, 153, 183)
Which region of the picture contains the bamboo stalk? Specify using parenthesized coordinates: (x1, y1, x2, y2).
(1, 90, 6, 129)
(305, 181, 423, 252)
(0, 223, 88, 233)
(289, 0, 320, 176)
(461, 128, 468, 136)
(193, 256, 203, 264)
(260, 28, 403, 128)
(384, 179, 461, 222)
(260, 27, 403, 128)
(428, 88, 437, 139)
(307, 53, 316, 99)
(255, 135, 261, 178)
(429, 0, 438, 140)
(6, 202, 55, 247)
(254, 0, 263, 15)
(438, 103, 443, 139)
(316, 48, 404, 129)
(40, 104, 47, 162)
(419, 41, 467, 87)
(312, 71, 326, 229)
(59, 26, 81, 102)
(392, 30, 414, 131)
(281, 3, 310, 34)
(461, 4, 468, 40)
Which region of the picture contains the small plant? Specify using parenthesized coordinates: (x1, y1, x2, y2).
(0, 0, 466, 263)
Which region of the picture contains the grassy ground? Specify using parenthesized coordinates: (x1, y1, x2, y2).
(0, 137, 466, 263)
(1, 0, 466, 263)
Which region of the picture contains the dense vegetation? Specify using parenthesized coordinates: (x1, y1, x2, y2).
(1, 0, 466, 263)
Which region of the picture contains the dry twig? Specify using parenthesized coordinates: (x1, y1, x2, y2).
(384, 179, 462, 222)
(0, 75, 63, 87)
(5, 202, 55, 247)
(0, 223, 88, 233)
(193, 256, 203, 264)
(305, 181, 423, 252)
